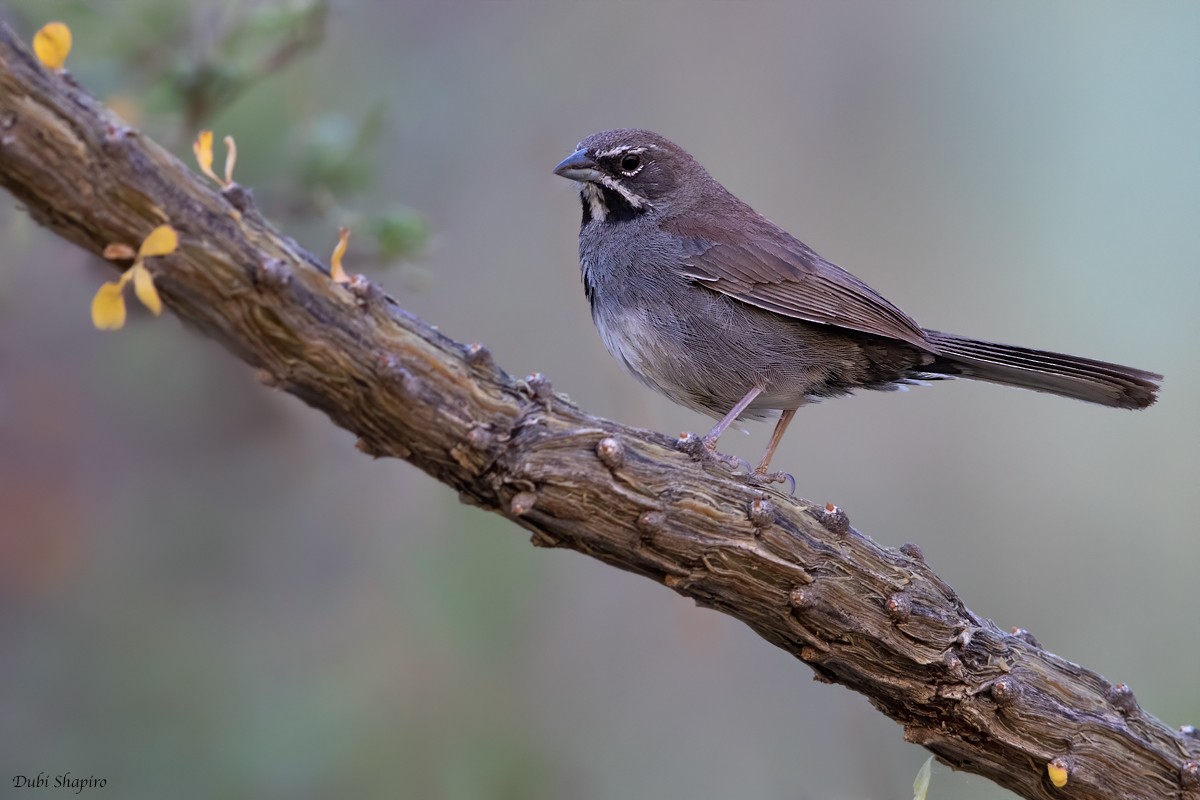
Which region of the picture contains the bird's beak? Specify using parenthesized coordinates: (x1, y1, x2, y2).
(553, 149, 601, 182)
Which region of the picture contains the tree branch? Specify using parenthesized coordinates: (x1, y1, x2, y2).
(1, 23, 1195, 800)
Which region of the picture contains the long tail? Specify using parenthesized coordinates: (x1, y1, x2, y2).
(922, 330, 1161, 410)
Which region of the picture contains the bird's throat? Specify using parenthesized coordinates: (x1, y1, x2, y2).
(579, 182, 643, 225)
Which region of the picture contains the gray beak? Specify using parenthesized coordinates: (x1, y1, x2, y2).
(553, 149, 602, 182)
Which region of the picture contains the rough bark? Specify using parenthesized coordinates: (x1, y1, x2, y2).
(1, 23, 1196, 800)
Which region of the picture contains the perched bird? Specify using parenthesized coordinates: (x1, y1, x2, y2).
(554, 129, 1161, 479)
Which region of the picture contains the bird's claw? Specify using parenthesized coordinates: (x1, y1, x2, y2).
(677, 432, 753, 476)
(712, 451, 754, 475)
(751, 469, 796, 496)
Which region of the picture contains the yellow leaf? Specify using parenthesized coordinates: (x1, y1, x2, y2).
(138, 225, 178, 258)
(131, 263, 162, 316)
(91, 281, 127, 330)
(330, 227, 350, 284)
(912, 756, 933, 800)
(193, 130, 220, 184)
(223, 135, 238, 186)
(33, 22, 72, 71)
(1047, 759, 1068, 788)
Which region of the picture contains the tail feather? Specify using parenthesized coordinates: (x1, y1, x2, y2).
(923, 330, 1161, 410)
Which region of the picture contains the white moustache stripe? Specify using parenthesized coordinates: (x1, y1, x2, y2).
(593, 173, 651, 209)
(581, 183, 608, 221)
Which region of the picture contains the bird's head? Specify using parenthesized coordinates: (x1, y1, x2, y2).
(553, 128, 702, 223)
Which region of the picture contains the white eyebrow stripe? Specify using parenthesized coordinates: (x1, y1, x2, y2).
(593, 145, 649, 159)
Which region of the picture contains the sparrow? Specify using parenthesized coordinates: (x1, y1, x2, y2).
(554, 128, 1161, 479)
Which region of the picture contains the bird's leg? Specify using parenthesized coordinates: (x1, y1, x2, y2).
(702, 386, 763, 450)
(679, 386, 764, 474)
(751, 408, 797, 492)
(755, 408, 796, 472)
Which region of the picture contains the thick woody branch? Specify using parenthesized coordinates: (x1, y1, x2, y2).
(0, 24, 1195, 800)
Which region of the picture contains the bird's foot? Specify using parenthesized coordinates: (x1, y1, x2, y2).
(750, 469, 796, 496)
(677, 432, 754, 476)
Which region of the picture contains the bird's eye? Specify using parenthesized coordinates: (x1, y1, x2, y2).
(620, 153, 642, 173)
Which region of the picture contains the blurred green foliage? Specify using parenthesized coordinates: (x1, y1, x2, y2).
(5, 0, 427, 266)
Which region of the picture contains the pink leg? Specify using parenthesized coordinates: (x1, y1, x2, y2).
(702, 386, 764, 449)
(755, 408, 797, 474)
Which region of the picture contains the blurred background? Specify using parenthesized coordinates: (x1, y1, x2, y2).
(1, 1, 1197, 798)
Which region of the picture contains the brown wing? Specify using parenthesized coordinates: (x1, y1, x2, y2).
(665, 216, 931, 350)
